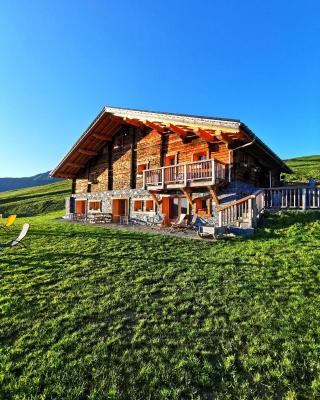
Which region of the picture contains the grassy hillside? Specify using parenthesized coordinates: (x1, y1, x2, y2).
(0, 180, 71, 215)
(283, 155, 320, 182)
(0, 211, 319, 399)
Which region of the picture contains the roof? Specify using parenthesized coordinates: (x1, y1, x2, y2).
(50, 105, 292, 178)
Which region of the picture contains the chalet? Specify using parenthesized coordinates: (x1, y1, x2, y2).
(51, 106, 293, 227)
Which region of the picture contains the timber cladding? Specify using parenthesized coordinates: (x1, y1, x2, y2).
(136, 129, 162, 189)
(112, 126, 133, 190)
(74, 144, 109, 194)
(73, 125, 235, 194)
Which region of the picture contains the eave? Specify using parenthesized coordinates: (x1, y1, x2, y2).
(50, 106, 292, 178)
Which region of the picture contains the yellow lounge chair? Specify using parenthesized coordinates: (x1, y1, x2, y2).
(1, 214, 17, 230)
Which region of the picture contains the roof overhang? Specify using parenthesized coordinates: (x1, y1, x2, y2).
(50, 106, 292, 178)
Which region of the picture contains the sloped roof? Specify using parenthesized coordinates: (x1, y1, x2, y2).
(50, 106, 292, 178)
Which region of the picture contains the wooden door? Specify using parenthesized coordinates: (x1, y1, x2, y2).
(112, 199, 128, 222)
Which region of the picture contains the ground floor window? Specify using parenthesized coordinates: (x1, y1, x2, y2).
(75, 199, 87, 214)
(88, 200, 101, 211)
(133, 199, 155, 213)
(133, 200, 143, 212)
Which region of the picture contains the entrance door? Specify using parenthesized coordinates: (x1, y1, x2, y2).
(112, 199, 128, 223)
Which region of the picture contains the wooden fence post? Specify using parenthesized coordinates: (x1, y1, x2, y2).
(161, 168, 165, 189)
(211, 159, 216, 184)
(302, 188, 307, 210)
(218, 210, 223, 227)
(184, 164, 187, 186)
(248, 197, 253, 227)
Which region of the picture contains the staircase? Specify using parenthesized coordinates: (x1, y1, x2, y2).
(216, 186, 320, 234)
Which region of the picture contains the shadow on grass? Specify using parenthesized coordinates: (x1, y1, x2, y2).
(253, 211, 320, 240)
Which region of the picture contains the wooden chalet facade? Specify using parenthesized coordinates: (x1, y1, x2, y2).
(50, 106, 292, 226)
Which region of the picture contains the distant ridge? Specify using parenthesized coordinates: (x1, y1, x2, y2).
(0, 171, 64, 192)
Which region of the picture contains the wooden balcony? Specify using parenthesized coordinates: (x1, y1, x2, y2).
(143, 159, 227, 190)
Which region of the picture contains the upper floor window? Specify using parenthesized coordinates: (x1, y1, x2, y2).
(165, 155, 177, 166)
(192, 151, 207, 161)
(137, 163, 148, 175)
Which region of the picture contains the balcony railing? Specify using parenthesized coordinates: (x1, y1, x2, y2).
(143, 159, 226, 189)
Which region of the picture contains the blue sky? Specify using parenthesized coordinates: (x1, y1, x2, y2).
(0, 0, 319, 177)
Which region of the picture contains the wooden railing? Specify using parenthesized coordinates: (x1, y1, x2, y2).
(143, 159, 226, 189)
(264, 187, 320, 209)
(217, 190, 264, 228)
(217, 186, 320, 228)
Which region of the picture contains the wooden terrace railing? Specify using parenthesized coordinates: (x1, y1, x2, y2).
(216, 186, 320, 228)
(143, 159, 226, 189)
(217, 190, 265, 228)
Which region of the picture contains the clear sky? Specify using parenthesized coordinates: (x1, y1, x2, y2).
(0, 0, 319, 177)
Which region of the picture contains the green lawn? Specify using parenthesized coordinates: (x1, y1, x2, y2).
(1, 211, 319, 399)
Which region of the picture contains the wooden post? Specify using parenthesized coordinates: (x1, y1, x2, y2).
(142, 170, 146, 189)
(218, 210, 223, 227)
(184, 164, 187, 186)
(302, 188, 307, 210)
(161, 167, 165, 189)
(211, 159, 215, 184)
(252, 197, 258, 228)
(248, 197, 253, 227)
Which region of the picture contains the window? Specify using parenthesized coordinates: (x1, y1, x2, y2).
(165, 155, 177, 166)
(88, 171, 98, 184)
(145, 200, 154, 212)
(134, 200, 143, 212)
(133, 199, 155, 212)
(88, 200, 101, 211)
(192, 151, 207, 161)
(137, 163, 148, 174)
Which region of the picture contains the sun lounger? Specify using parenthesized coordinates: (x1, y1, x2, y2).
(0, 223, 30, 250)
(0, 214, 17, 230)
(170, 213, 187, 231)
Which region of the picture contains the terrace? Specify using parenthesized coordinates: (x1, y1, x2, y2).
(143, 158, 227, 190)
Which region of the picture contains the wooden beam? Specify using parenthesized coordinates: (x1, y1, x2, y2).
(124, 117, 145, 128)
(110, 115, 125, 124)
(144, 120, 166, 133)
(149, 190, 162, 206)
(181, 188, 193, 206)
(67, 162, 83, 168)
(214, 130, 233, 145)
(93, 132, 111, 141)
(208, 185, 220, 205)
(78, 148, 97, 156)
(168, 124, 188, 137)
(58, 173, 72, 179)
(194, 128, 217, 143)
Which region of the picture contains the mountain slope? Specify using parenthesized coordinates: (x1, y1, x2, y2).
(283, 155, 320, 182)
(0, 180, 71, 215)
(0, 171, 63, 192)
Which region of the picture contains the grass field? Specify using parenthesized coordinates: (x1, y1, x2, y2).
(0, 156, 319, 398)
(1, 210, 320, 399)
(283, 155, 320, 182)
(0, 180, 71, 215)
